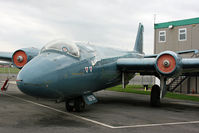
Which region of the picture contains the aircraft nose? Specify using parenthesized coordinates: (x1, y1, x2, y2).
(16, 54, 59, 98)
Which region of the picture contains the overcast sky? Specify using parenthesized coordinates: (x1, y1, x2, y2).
(0, 0, 198, 54)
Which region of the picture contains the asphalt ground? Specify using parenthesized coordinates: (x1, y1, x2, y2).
(0, 74, 199, 133)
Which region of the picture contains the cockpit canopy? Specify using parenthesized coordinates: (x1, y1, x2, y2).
(40, 40, 80, 57)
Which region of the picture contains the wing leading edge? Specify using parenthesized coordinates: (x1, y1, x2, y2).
(117, 58, 156, 75)
(0, 52, 13, 65)
(0, 52, 12, 62)
(117, 50, 199, 77)
(144, 49, 199, 58)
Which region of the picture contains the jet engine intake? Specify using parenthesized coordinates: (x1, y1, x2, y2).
(12, 47, 39, 69)
(155, 51, 182, 77)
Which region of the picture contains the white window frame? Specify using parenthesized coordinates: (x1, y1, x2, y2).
(178, 28, 187, 41)
(159, 31, 166, 43)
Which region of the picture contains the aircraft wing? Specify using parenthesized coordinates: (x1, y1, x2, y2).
(0, 48, 39, 68)
(117, 58, 156, 75)
(117, 50, 199, 77)
(0, 52, 12, 62)
(0, 52, 13, 65)
(144, 49, 198, 58)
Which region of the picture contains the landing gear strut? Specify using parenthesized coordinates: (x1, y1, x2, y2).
(150, 85, 160, 107)
(65, 97, 85, 112)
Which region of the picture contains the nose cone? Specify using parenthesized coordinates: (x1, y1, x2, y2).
(16, 53, 67, 98)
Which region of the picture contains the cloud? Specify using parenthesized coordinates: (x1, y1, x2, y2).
(0, 0, 198, 54)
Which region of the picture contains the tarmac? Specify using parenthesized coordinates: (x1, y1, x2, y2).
(0, 74, 199, 133)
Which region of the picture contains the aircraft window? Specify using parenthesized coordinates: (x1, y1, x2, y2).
(41, 40, 80, 57)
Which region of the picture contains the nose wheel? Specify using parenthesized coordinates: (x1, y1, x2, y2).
(65, 97, 85, 112)
(150, 85, 160, 107)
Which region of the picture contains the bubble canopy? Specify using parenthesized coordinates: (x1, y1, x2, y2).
(40, 40, 80, 57)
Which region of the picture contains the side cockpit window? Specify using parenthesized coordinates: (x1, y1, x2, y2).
(41, 40, 80, 58)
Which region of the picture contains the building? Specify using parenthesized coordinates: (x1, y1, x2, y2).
(154, 17, 199, 94)
(129, 75, 154, 86)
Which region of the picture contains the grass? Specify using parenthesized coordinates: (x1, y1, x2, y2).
(0, 67, 20, 74)
(107, 85, 151, 95)
(166, 93, 199, 102)
(107, 85, 199, 102)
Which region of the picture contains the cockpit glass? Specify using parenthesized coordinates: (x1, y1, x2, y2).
(40, 40, 80, 57)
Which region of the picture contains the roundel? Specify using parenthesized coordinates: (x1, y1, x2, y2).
(13, 50, 28, 68)
(157, 54, 176, 73)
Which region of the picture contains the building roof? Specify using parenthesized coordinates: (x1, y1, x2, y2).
(154, 17, 199, 29)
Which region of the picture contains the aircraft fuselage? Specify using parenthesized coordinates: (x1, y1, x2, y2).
(16, 42, 143, 99)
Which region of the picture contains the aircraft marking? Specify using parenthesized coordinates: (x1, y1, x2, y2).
(2, 92, 199, 129)
(85, 67, 88, 73)
(72, 72, 84, 75)
(89, 66, 92, 72)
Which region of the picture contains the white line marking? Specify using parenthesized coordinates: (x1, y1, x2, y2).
(112, 121, 199, 129)
(2, 92, 199, 129)
(9, 81, 16, 85)
(2, 93, 114, 128)
(0, 81, 16, 85)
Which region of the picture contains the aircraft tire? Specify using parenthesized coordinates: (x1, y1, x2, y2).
(150, 85, 160, 107)
(74, 97, 85, 112)
(65, 100, 74, 112)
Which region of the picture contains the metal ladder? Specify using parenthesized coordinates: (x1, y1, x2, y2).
(166, 76, 188, 92)
(166, 51, 199, 93)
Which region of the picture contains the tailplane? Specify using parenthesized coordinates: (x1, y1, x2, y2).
(133, 23, 144, 54)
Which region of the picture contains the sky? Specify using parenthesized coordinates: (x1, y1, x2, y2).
(0, 0, 198, 54)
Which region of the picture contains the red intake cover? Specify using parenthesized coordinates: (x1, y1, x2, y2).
(157, 54, 176, 73)
(13, 50, 28, 68)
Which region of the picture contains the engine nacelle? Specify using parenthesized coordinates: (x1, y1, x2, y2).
(12, 47, 39, 69)
(155, 51, 182, 77)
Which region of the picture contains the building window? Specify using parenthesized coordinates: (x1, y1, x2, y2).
(159, 31, 166, 42)
(179, 28, 187, 41)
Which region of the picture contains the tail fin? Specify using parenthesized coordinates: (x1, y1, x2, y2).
(133, 23, 144, 54)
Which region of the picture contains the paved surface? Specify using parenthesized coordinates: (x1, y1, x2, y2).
(0, 75, 199, 133)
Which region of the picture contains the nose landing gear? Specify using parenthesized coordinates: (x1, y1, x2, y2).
(65, 97, 85, 112)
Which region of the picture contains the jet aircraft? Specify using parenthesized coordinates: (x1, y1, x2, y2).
(1, 23, 199, 112)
